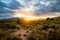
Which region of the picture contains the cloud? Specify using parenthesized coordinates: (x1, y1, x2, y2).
(0, 1, 7, 8)
(0, 0, 60, 19)
(23, 0, 60, 16)
(17, 0, 60, 13)
(7, 0, 22, 9)
(0, 0, 21, 19)
(26, 0, 59, 16)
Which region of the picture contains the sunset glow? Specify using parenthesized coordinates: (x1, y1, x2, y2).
(13, 11, 57, 21)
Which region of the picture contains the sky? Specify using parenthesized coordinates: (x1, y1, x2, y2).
(0, 0, 60, 19)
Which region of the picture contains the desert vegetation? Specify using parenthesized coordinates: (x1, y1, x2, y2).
(0, 17, 60, 40)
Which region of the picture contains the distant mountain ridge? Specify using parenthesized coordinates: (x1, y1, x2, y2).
(0, 16, 60, 21)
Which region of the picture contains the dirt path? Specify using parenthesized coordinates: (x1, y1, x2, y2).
(11, 29, 32, 40)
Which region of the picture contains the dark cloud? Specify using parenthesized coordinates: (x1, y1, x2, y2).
(7, 0, 22, 9)
(34, 0, 60, 13)
(50, 1, 60, 12)
(0, 1, 6, 8)
(0, 0, 21, 18)
(0, 1, 13, 13)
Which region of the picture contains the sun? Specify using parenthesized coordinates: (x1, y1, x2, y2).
(22, 16, 42, 24)
(22, 18, 32, 24)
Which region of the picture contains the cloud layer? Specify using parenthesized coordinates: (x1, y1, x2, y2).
(0, 0, 21, 19)
(0, 0, 60, 19)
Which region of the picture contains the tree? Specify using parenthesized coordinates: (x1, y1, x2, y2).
(17, 18, 21, 24)
(46, 17, 50, 20)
